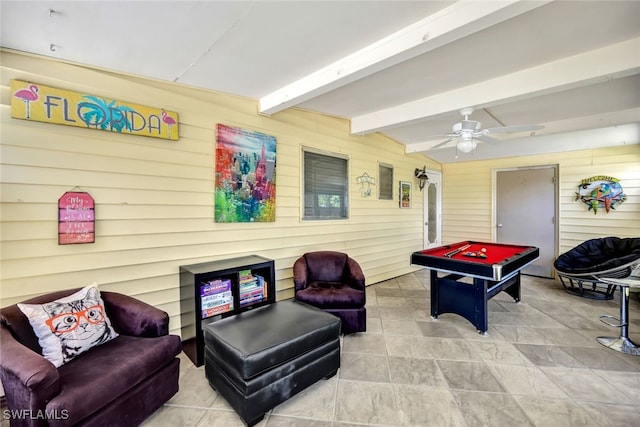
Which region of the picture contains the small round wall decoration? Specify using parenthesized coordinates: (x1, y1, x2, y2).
(575, 175, 626, 214)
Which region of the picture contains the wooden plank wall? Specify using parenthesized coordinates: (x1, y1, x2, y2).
(0, 51, 439, 336)
(441, 146, 640, 256)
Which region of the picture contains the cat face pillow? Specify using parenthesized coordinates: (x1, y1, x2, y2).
(18, 283, 118, 367)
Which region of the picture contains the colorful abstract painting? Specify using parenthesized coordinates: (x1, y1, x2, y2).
(215, 124, 276, 222)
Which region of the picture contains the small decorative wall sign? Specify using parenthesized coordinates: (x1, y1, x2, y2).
(10, 80, 179, 140)
(215, 124, 277, 222)
(356, 172, 375, 197)
(399, 181, 412, 209)
(59, 191, 95, 244)
(575, 175, 626, 214)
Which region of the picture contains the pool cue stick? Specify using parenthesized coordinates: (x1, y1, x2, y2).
(444, 244, 471, 258)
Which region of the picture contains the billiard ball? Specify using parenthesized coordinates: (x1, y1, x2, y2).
(481, 247, 487, 253)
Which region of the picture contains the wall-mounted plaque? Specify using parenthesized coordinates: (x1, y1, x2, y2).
(575, 175, 626, 214)
(59, 191, 95, 244)
(11, 80, 179, 141)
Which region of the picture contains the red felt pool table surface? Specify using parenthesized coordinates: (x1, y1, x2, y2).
(412, 240, 539, 282)
(419, 241, 530, 265)
(411, 241, 540, 334)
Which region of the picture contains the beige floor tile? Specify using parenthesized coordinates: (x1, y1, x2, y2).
(417, 320, 464, 338)
(541, 366, 638, 405)
(424, 337, 478, 361)
(388, 356, 448, 387)
(491, 324, 553, 344)
(488, 363, 568, 398)
(514, 343, 585, 367)
(342, 332, 387, 354)
(141, 405, 208, 427)
(470, 340, 535, 366)
(592, 370, 640, 401)
(271, 377, 337, 420)
(381, 318, 422, 335)
(385, 334, 435, 359)
(334, 381, 397, 425)
(394, 384, 466, 426)
(437, 360, 505, 392)
(514, 396, 602, 427)
(560, 345, 639, 371)
(265, 416, 332, 427)
(577, 402, 640, 427)
(13, 273, 638, 427)
(451, 390, 534, 427)
(339, 353, 390, 383)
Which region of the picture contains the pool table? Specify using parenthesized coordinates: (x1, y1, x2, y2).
(411, 241, 539, 334)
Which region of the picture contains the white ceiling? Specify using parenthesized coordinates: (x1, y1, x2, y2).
(1, 0, 639, 163)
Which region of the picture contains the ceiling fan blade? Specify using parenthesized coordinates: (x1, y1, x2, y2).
(485, 124, 544, 134)
(477, 134, 500, 144)
(420, 133, 451, 141)
(430, 138, 455, 150)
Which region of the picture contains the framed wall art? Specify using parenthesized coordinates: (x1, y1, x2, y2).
(399, 181, 411, 209)
(215, 124, 277, 222)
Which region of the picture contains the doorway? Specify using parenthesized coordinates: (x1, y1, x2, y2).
(423, 171, 442, 249)
(494, 166, 557, 278)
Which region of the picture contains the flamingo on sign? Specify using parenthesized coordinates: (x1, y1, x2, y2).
(13, 84, 39, 119)
(162, 111, 176, 137)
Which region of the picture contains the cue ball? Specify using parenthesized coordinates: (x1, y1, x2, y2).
(481, 248, 487, 253)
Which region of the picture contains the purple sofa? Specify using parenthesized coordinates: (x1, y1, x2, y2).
(293, 251, 366, 334)
(0, 289, 182, 427)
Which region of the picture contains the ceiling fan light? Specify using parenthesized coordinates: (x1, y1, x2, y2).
(457, 138, 477, 153)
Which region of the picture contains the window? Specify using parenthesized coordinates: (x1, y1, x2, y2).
(378, 163, 393, 200)
(303, 150, 348, 220)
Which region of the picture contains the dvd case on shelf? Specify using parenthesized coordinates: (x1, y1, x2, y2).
(201, 279, 233, 318)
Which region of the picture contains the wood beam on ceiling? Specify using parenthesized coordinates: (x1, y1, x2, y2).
(352, 37, 640, 135)
(258, 0, 550, 116)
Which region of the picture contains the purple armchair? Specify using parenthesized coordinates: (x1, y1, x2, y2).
(293, 251, 366, 334)
(0, 289, 182, 427)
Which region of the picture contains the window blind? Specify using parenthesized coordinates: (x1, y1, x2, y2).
(303, 150, 348, 219)
(379, 163, 393, 200)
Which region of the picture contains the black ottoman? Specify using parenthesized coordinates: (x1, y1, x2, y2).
(203, 299, 341, 426)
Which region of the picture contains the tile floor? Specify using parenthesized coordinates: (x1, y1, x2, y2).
(140, 271, 640, 427)
(4, 272, 636, 426)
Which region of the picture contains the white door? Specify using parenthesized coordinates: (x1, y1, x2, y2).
(495, 166, 557, 277)
(423, 171, 442, 248)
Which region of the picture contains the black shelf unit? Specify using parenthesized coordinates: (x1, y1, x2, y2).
(179, 255, 276, 366)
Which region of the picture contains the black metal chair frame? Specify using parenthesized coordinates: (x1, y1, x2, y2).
(556, 259, 640, 300)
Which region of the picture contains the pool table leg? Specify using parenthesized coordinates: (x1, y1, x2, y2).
(431, 272, 527, 335)
(430, 270, 439, 320)
(503, 274, 521, 303)
(474, 278, 489, 335)
(430, 270, 490, 334)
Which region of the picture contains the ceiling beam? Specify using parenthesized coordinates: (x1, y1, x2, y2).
(352, 37, 640, 135)
(258, 0, 550, 116)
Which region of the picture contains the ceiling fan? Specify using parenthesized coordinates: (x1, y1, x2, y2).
(429, 107, 544, 154)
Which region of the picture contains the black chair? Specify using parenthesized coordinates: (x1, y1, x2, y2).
(554, 236, 640, 299)
(293, 251, 366, 334)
